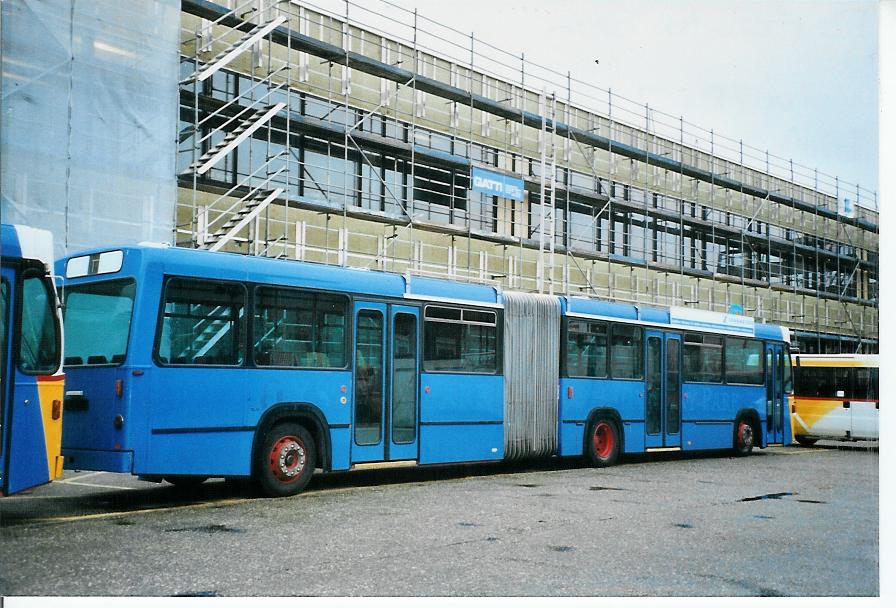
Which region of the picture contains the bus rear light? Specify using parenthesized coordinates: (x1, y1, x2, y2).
(567, 386, 574, 399)
(115, 379, 123, 398)
(132, 369, 144, 377)
(52, 400, 62, 420)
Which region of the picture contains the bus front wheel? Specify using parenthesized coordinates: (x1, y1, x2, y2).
(733, 418, 755, 456)
(256, 422, 315, 497)
(587, 418, 620, 467)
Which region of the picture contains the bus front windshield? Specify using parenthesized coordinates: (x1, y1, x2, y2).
(64, 279, 136, 366)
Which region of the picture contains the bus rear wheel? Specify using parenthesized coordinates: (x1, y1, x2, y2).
(587, 418, 620, 467)
(795, 436, 818, 447)
(733, 418, 755, 456)
(256, 423, 315, 497)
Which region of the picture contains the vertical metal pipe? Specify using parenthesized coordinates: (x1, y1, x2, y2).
(537, 87, 547, 293)
(548, 94, 557, 296)
(342, 0, 350, 266)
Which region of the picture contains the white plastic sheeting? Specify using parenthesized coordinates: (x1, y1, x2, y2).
(1, 0, 179, 257)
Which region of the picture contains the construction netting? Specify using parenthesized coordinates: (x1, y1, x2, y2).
(1, 0, 179, 257)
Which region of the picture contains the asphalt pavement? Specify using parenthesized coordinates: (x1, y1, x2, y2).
(0, 441, 878, 596)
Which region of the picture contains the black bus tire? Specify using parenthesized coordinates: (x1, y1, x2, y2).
(733, 416, 755, 456)
(256, 422, 315, 497)
(795, 436, 818, 447)
(587, 417, 620, 467)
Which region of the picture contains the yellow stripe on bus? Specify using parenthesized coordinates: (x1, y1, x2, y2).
(37, 376, 65, 481)
(791, 397, 845, 431)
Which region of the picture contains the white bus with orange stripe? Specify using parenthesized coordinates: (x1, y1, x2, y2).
(790, 354, 878, 446)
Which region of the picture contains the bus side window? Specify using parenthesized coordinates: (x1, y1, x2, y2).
(156, 278, 246, 366)
(566, 320, 608, 378)
(253, 286, 347, 369)
(19, 274, 60, 374)
(423, 306, 497, 374)
(723, 338, 763, 385)
(609, 324, 642, 379)
(855, 367, 878, 401)
(683, 333, 722, 383)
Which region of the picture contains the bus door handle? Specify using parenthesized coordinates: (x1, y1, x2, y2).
(65, 393, 89, 412)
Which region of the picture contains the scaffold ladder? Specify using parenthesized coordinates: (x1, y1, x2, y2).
(182, 14, 287, 84)
(184, 102, 285, 175)
(204, 187, 284, 252)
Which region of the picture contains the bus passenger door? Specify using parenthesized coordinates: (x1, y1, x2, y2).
(850, 367, 879, 440)
(0, 269, 13, 494)
(0, 267, 61, 495)
(352, 302, 387, 463)
(645, 330, 681, 449)
(388, 306, 419, 461)
(664, 334, 682, 449)
(765, 345, 785, 444)
(352, 302, 420, 464)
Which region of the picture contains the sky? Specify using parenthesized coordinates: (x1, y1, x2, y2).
(332, 0, 880, 203)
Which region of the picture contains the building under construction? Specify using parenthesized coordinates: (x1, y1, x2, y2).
(1, 0, 879, 353)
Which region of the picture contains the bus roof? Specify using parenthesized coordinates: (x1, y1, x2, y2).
(58, 243, 790, 340)
(58, 243, 502, 306)
(1, 224, 54, 268)
(565, 295, 788, 342)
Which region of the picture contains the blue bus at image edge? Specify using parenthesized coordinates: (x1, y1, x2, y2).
(1, 224, 65, 496)
(57, 243, 793, 496)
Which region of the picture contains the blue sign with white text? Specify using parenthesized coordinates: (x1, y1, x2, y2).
(471, 166, 525, 201)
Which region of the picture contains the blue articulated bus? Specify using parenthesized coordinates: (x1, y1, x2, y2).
(57, 244, 792, 496)
(1, 224, 65, 496)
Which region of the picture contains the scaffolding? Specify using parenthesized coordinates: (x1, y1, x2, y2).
(177, 0, 878, 353)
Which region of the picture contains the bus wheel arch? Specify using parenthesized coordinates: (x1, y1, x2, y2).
(584, 408, 624, 467)
(733, 408, 761, 456)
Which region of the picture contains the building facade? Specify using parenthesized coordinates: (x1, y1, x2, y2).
(5, 0, 876, 354)
(175, 0, 879, 354)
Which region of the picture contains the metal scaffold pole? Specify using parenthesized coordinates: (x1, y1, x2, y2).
(537, 87, 547, 294)
(548, 93, 557, 296)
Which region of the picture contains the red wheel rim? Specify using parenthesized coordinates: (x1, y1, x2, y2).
(738, 422, 752, 449)
(593, 422, 615, 459)
(269, 435, 306, 484)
